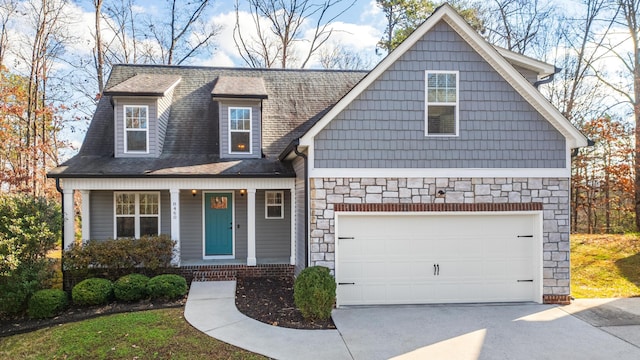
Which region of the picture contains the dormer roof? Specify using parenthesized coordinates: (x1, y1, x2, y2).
(104, 74, 182, 97)
(211, 76, 268, 100)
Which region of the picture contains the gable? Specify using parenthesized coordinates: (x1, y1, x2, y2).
(299, 4, 587, 155)
(313, 22, 566, 169)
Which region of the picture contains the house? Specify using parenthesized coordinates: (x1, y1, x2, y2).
(48, 4, 587, 306)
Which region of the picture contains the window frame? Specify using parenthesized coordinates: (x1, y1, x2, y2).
(424, 71, 459, 137)
(123, 105, 150, 154)
(265, 191, 284, 219)
(228, 106, 252, 154)
(114, 192, 161, 238)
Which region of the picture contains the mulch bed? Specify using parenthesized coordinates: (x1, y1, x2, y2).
(1, 276, 335, 337)
(235, 277, 336, 330)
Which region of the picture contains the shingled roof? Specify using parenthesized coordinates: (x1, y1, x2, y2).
(50, 64, 366, 178)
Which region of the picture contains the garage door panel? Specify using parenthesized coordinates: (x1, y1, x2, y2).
(337, 213, 539, 306)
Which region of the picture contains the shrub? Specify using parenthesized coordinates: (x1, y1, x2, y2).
(114, 274, 149, 301)
(72, 278, 113, 306)
(27, 289, 68, 319)
(146, 274, 187, 300)
(0, 194, 61, 314)
(294, 266, 336, 320)
(64, 235, 176, 275)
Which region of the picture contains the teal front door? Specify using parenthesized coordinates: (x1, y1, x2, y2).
(204, 192, 233, 257)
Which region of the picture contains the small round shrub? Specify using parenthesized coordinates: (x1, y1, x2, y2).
(27, 289, 68, 319)
(293, 266, 336, 320)
(146, 274, 188, 300)
(114, 274, 150, 302)
(72, 278, 113, 306)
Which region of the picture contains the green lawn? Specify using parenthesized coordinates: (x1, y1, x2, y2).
(0, 308, 266, 360)
(571, 233, 640, 298)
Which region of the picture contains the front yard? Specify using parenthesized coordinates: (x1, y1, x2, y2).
(571, 233, 640, 298)
(0, 308, 266, 360)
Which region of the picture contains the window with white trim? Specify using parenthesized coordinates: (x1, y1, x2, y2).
(124, 105, 149, 153)
(265, 191, 284, 219)
(425, 72, 458, 136)
(229, 107, 251, 153)
(115, 192, 160, 238)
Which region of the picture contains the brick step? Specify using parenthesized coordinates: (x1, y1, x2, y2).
(192, 269, 237, 281)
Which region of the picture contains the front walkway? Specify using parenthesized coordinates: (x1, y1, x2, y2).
(185, 281, 640, 360)
(184, 281, 352, 360)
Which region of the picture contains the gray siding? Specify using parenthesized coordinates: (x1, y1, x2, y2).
(179, 190, 202, 261)
(256, 190, 291, 259)
(89, 190, 170, 240)
(157, 88, 174, 153)
(293, 156, 307, 274)
(219, 100, 262, 159)
(90, 190, 114, 239)
(235, 192, 248, 258)
(314, 22, 566, 169)
(114, 97, 159, 158)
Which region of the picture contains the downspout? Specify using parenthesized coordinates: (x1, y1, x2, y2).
(55, 178, 66, 290)
(534, 66, 562, 89)
(293, 141, 309, 268)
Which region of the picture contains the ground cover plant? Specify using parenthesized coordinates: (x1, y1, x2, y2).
(0, 308, 266, 360)
(571, 233, 640, 298)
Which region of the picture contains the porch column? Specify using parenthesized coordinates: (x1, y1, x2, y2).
(247, 188, 257, 266)
(170, 189, 181, 266)
(79, 190, 90, 243)
(63, 187, 75, 249)
(290, 188, 296, 265)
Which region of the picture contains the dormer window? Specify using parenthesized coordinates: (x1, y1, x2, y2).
(229, 107, 252, 154)
(124, 105, 149, 153)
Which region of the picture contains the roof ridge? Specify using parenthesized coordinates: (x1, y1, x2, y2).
(111, 63, 369, 74)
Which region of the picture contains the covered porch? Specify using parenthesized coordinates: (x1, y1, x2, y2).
(59, 177, 297, 268)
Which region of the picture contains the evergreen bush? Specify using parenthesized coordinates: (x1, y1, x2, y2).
(146, 274, 187, 300)
(293, 266, 336, 320)
(114, 274, 149, 302)
(27, 289, 68, 319)
(72, 278, 113, 306)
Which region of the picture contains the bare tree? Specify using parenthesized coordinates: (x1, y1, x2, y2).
(484, 0, 555, 55)
(319, 44, 372, 70)
(145, 0, 219, 65)
(93, 0, 104, 93)
(233, 0, 355, 68)
(0, 0, 17, 67)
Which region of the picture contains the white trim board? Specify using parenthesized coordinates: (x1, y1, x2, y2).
(309, 167, 571, 179)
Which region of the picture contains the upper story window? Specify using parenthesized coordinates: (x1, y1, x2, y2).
(265, 191, 284, 219)
(115, 192, 160, 238)
(124, 105, 149, 153)
(229, 107, 251, 154)
(425, 71, 458, 136)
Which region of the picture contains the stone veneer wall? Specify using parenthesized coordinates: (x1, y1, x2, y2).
(309, 177, 570, 302)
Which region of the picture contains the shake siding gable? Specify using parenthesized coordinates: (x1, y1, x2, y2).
(313, 22, 566, 169)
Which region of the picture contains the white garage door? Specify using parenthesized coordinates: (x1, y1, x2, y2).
(336, 213, 541, 306)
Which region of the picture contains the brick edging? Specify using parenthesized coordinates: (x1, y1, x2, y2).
(543, 294, 571, 305)
(334, 202, 544, 212)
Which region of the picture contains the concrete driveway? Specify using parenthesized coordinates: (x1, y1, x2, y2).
(332, 299, 640, 360)
(186, 282, 640, 360)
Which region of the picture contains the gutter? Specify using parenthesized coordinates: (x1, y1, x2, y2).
(292, 139, 309, 269)
(534, 66, 562, 88)
(55, 178, 66, 291)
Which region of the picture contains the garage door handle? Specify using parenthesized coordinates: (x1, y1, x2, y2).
(338, 237, 354, 240)
(338, 282, 355, 285)
(517, 279, 534, 282)
(517, 235, 533, 238)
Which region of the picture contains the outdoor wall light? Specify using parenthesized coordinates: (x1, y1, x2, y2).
(240, 189, 246, 197)
(191, 189, 197, 197)
(437, 190, 446, 196)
